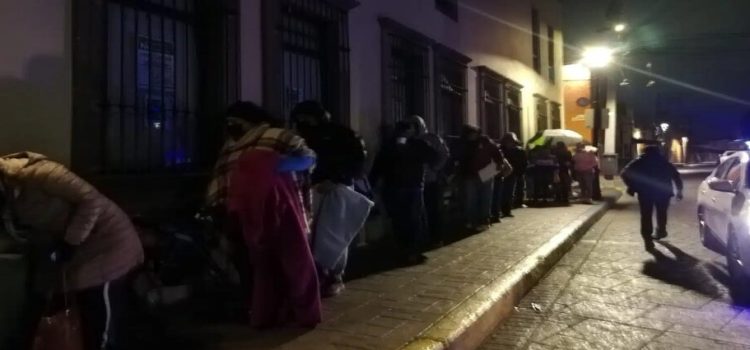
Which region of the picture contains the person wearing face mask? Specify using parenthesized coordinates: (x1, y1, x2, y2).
(206, 101, 316, 213)
(290, 101, 371, 298)
(206, 102, 318, 325)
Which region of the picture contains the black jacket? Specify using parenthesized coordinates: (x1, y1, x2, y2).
(502, 145, 528, 177)
(621, 154, 683, 198)
(301, 123, 366, 185)
(370, 138, 438, 189)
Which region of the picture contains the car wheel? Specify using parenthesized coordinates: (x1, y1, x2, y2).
(698, 209, 721, 252)
(726, 231, 750, 305)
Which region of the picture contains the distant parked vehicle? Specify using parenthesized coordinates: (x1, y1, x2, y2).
(697, 151, 750, 302)
(720, 150, 739, 164)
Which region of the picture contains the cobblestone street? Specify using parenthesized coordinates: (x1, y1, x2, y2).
(480, 173, 750, 350)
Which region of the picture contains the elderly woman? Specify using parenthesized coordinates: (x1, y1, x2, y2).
(1, 152, 143, 350)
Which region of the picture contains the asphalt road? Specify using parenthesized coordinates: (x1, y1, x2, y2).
(481, 171, 750, 350)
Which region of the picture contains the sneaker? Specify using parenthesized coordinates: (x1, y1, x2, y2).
(322, 281, 345, 298)
(653, 231, 668, 240)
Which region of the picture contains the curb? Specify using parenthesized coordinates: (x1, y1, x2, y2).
(399, 191, 622, 350)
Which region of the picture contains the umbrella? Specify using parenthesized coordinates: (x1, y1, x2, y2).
(542, 129, 584, 146)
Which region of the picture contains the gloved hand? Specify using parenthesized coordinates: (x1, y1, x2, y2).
(49, 240, 75, 263)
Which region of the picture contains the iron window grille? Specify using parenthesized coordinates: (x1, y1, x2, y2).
(550, 101, 561, 129)
(434, 44, 470, 138)
(264, 0, 353, 124)
(506, 82, 523, 138)
(73, 0, 239, 175)
(380, 18, 432, 128)
(535, 95, 549, 132)
(476, 66, 506, 140)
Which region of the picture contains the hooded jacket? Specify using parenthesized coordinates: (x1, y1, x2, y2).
(0, 152, 143, 290)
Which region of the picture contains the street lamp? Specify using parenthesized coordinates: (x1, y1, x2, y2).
(614, 23, 627, 33)
(581, 47, 614, 69)
(660, 123, 670, 133)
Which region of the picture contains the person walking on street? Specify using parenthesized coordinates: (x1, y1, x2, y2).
(291, 100, 368, 298)
(370, 121, 438, 263)
(500, 133, 527, 215)
(408, 115, 450, 247)
(621, 145, 683, 251)
(554, 142, 573, 204)
(1, 152, 144, 350)
(455, 125, 504, 231)
(573, 143, 598, 204)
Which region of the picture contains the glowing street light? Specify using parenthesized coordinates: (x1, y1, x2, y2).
(614, 23, 627, 32)
(660, 123, 670, 133)
(581, 47, 614, 69)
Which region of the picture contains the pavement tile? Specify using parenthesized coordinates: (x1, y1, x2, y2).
(644, 305, 736, 329)
(653, 331, 749, 350)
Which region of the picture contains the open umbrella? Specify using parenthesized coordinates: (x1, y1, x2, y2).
(543, 129, 584, 146)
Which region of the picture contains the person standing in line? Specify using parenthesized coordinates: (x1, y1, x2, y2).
(621, 145, 683, 251)
(408, 115, 450, 247)
(500, 133, 527, 217)
(290, 100, 367, 298)
(370, 121, 438, 264)
(553, 141, 573, 204)
(455, 125, 504, 231)
(573, 143, 599, 204)
(530, 145, 558, 204)
(1, 152, 143, 350)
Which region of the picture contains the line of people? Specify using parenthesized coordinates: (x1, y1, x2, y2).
(0, 99, 605, 349)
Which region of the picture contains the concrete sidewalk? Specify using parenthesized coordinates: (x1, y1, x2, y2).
(198, 189, 621, 350)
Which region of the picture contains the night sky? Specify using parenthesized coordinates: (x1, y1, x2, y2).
(562, 0, 750, 142)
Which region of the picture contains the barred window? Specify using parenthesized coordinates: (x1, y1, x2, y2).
(74, 0, 239, 174)
(532, 7, 541, 74)
(536, 95, 549, 131)
(274, 0, 351, 122)
(381, 18, 432, 126)
(550, 102, 561, 129)
(476, 66, 505, 140)
(506, 83, 523, 137)
(434, 45, 470, 138)
(548, 25, 556, 83)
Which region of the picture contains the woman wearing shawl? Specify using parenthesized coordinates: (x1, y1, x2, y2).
(207, 102, 320, 328)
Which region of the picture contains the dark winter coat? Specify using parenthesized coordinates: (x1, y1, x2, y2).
(300, 123, 366, 185)
(370, 138, 438, 189)
(621, 153, 683, 198)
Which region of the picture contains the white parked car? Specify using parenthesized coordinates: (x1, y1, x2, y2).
(697, 151, 750, 299)
(720, 150, 739, 164)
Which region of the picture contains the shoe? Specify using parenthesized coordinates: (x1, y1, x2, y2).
(644, 240, 655, 251)
(490, 216, 501, 224)
(322, 282, 345, 298)
(653, 231, 668, 240)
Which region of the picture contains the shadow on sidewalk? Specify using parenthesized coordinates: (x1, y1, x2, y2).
(642, 241, 725, 299)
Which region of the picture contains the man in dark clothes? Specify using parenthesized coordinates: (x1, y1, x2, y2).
(621, 146, 683, 251)
(500, 133, 528, 217)
(456, 125, 505, 231)
(291, 100, 367, 297)
(291, 100, 367, 186)
(408, 115, 450, 246)
(553, 141, 573, 204)
(371, 121, 438, 263)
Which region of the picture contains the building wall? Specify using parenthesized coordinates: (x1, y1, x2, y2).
(239, 0, 263, 105)
(347, 0, 563, 150)
(0, 0, 72, 164)
(563, 64, 592, 142)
